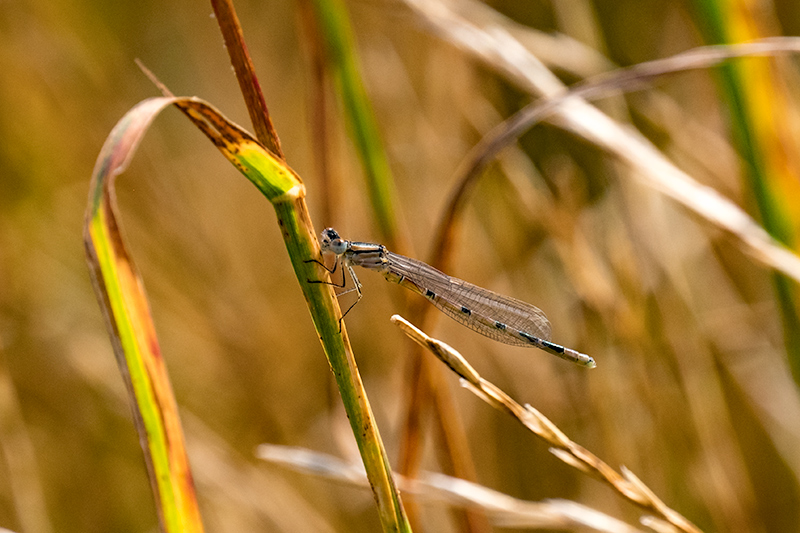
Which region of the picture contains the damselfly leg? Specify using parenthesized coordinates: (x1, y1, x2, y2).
(305, 256, 364, 329)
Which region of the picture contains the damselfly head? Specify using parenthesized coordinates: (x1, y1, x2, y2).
(320, 228, 348, 255)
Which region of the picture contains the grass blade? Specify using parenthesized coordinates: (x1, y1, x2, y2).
(85, 95, 411, 532)
(84, 97, 204, 533)
(306, 0, 403, 247)
(691, 0, 800, 382)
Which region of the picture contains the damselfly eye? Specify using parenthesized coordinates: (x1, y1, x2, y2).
(320, 228, 346, 254)
(321, 228, 339, 241)
(328, 239, 347, 255)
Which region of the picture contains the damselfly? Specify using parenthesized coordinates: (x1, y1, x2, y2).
(310, 228, 595, 368)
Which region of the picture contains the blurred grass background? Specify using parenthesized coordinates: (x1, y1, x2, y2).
(2, 0, 800, 532)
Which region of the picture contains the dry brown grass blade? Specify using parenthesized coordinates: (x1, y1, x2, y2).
(403, 0, 800, 285)
(256, 444, 648, 533)
(210, 0, 284, 158)
(391, 315, 703, 533)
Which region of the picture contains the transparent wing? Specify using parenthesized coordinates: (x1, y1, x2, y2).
(385, 252, 552, 345)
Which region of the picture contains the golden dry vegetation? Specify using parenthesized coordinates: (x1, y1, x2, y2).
(2, 0, 800, 532)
